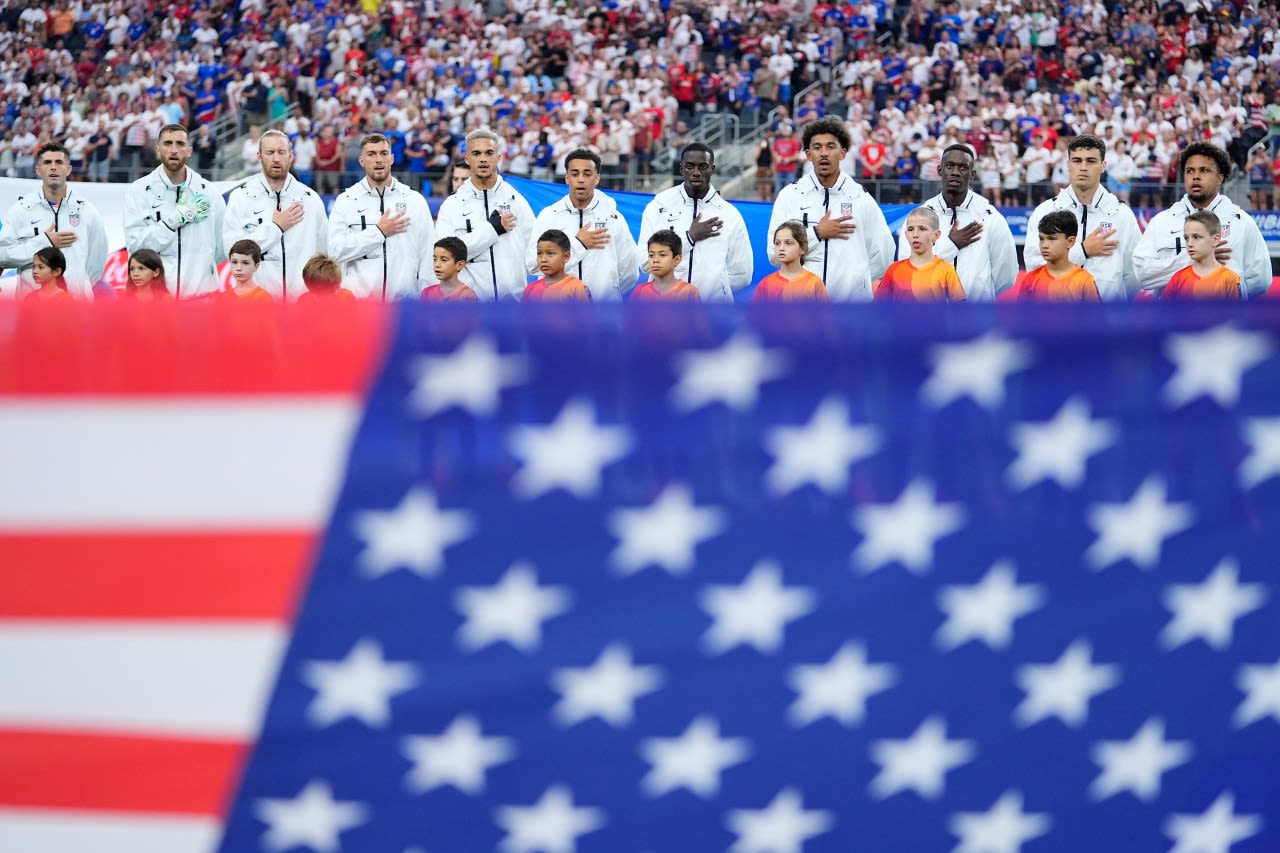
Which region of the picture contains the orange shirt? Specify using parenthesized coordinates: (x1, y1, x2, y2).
(23, 288, 71, 302)
(524, 274, 590, 301)
(631, 280, 702, 302)
(1163, 265, 1242, 300)
(422, 283, 479, 302)
(221, 286, 273, 302)
(752, 269, 828, 301)
(876, 257, 966, 302)
(1017, 265, 1100, 302)
(299, 288, 355, 302)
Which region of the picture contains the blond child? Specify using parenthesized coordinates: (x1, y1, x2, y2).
(1162, 210, 1242, 299)
(299, 253, 355, 302)
(877, 207, 965, 301)
(752, 220, 828, 301)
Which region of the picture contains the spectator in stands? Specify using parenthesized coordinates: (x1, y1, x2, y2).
(124, 124, 226, 299)
(314, 125, 342, 196)
(327, 133, 435, 301)
(769, 117, 894, 301)
(771, 122, 803, 199)
(638, 142, 752, 302)
(1025, 135, 1139, 301)
(0, 142, 107, 300)
(1134, 142, 1271, 299)
(436, 128, 535, 301)
(900, 144, 1016, 300)
(224, 129, 328, 301)
(526, 148, 639, 301)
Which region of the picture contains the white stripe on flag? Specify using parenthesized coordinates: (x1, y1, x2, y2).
(0, 809, 219, 853)
(0, 399, 360, 530)
(0, 623, 287, 738)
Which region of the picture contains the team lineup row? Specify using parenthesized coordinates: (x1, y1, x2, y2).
(2, 119, 1272, 303)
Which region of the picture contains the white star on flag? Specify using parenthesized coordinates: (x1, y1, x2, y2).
(1088, 717, 1193, 802)
(1239, 417, 1280, 489)
(608, 484, 727, 576)
(639, 715, 752, 798)
(1160, 559, 1267, 651)
(352, 486, 474, 579)
(763, 396, 881, 495)
(669, 334, 790, 412)
(509, 399, 632, 498)
(948, 790, 1051, 853)
(255, 779, 369, 853)
(786, 642, 897, 727)
(725, 787, 835, 853)
(494, 784, 606, 853)
(868, 716, 976, 800)
(406, 334, 530, 417)
(851, 479, 966, 574)
(1014, 639, 1120, 728)
(921, 333, 1034, 410)
(935, 561, 1045, 652)
(1006, 396, 1117, 490)
(1233, 658, 1280, 728)
(301, 638, 420, 729)
(1084, 477, 1195, 571)
(401, 714, 516, 795)
(454, 563, 573, 653)
(1163, 325, 1272, 408)
(700, 560, 815, 655)
(1164, 791, 1263, 853)
(551, 644, 664, 728)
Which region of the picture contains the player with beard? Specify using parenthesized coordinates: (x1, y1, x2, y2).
(223, 129, 328, 301)
(328, 133, 436, 300)
(767, 117, 894, 300)
(896, 143, 1017, 300)
(1133, 141, 1271, 298)
(124, 124, 227, 298)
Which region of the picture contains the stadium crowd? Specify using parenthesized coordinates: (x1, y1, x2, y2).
(0, 0, 1278, 207)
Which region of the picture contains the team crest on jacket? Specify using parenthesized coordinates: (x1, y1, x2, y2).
(395, 202, 407, 213)
(1222, 222, 1232, 239)
(68, 211, 80, 227)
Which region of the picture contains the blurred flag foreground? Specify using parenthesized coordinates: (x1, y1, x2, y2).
(1, 302, 1279, 853)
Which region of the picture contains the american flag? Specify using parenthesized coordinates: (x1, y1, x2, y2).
(4, 302, 1279, 853)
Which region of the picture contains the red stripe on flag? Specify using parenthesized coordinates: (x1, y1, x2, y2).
(0, 533, 314, 620)
(0, 730, 245, 816)
(0, 301, 390, 396)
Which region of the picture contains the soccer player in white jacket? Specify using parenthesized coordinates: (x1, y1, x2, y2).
(327, 133, 435, 300)
(436, 128, 535, 300)
(223, 130, 328, 301)
(767, 117, 894, 300)
(1024, 135, 1140, 301)
(638, 143, 752, 301)
(525, 148, 638, 300)
(1133, 142, 1271, 299)
(0, 142, 107, 299)
(897, 144, 1018, 300)
(124, 124, 227, 299)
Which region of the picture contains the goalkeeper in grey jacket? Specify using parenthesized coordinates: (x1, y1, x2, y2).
(124, 125, 227, 299)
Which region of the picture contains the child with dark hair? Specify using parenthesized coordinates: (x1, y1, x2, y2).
(631, 230, 700, 301)
(1016, 210, 1100, 301)
(223, 239, 272, 301)
(422, 237, 478, 301)
(26, 246, 70, 301)
(524, 229, 589, 301)
(126, 249, 170, 300)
